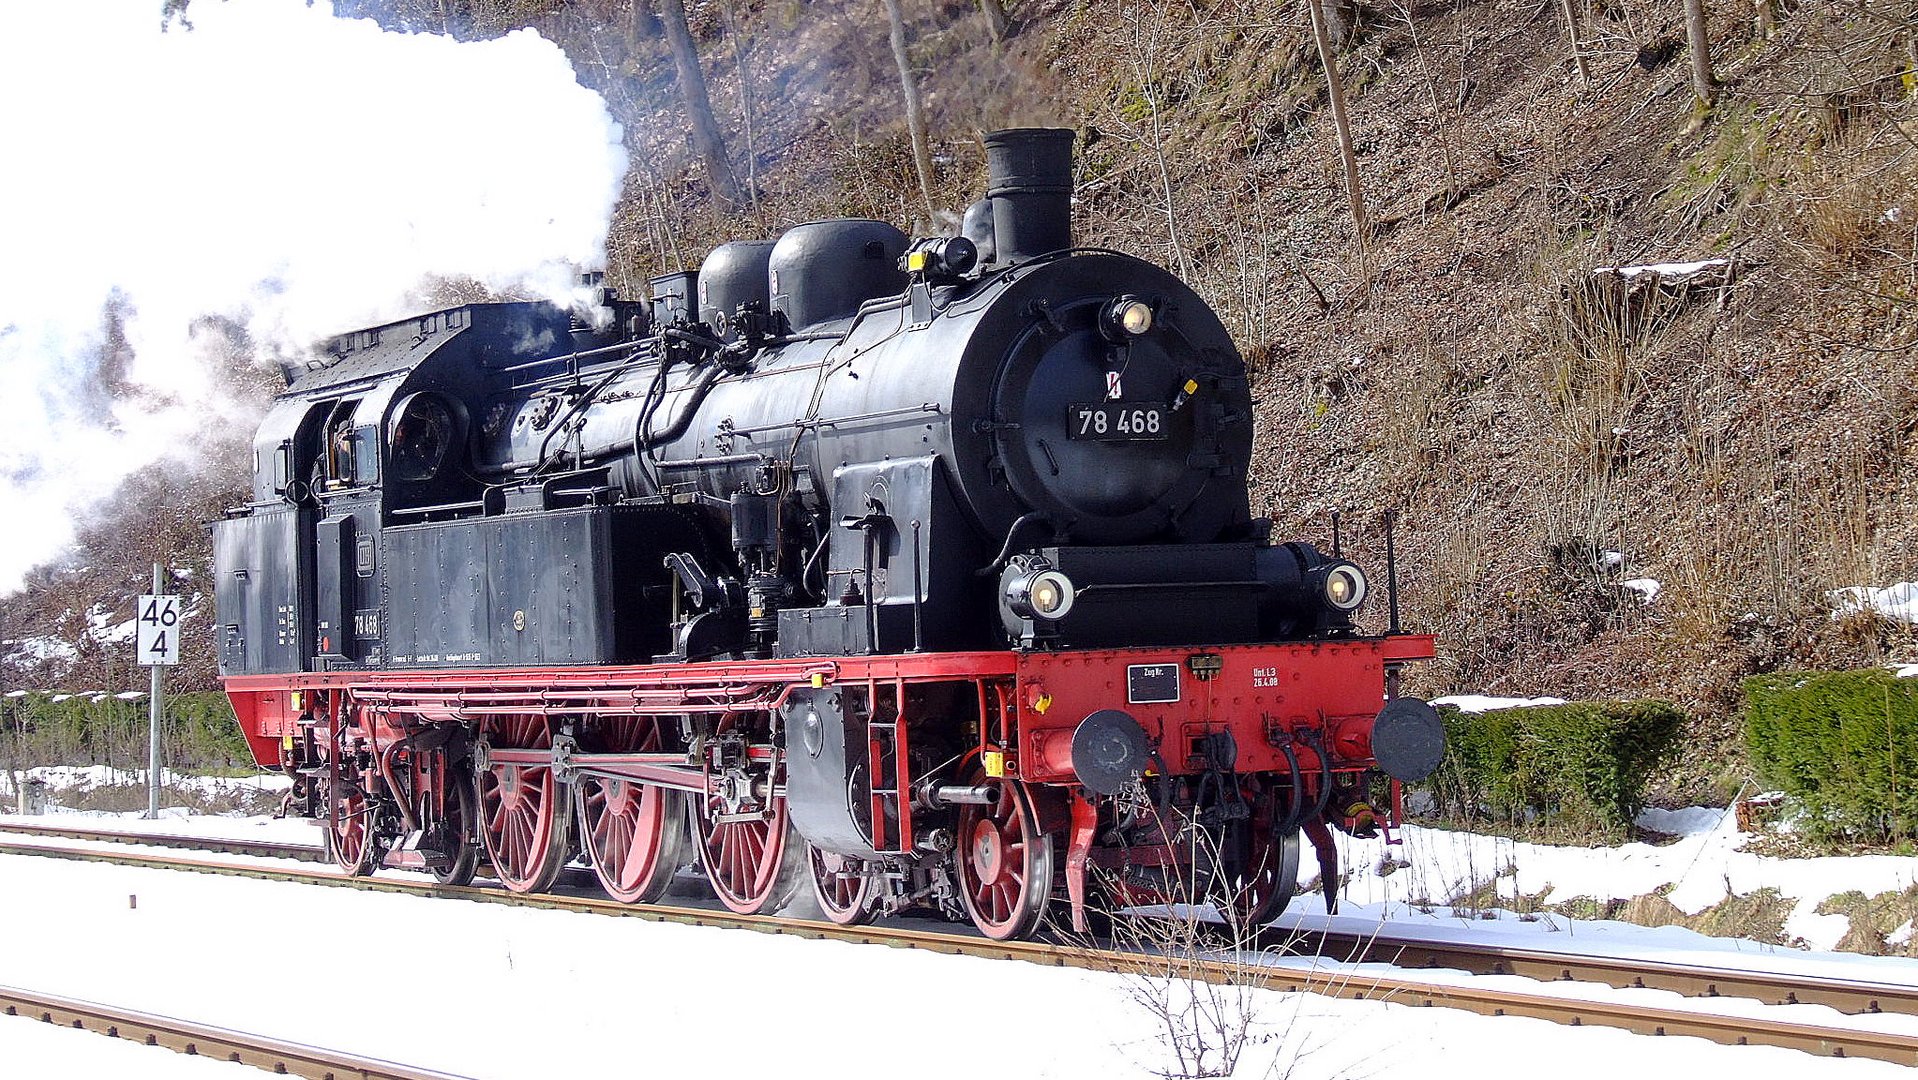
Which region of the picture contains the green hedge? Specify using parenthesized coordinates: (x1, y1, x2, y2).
(1426, 700, 1686, 833)
(0, 691, 252, 771)
(1745, 670, 1918, 841)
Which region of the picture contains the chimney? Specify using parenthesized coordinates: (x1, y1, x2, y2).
(982, 128, 1075, 265)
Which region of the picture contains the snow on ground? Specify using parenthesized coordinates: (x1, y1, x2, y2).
(0, 849, 1908, 1080)
(0, 764, 292, 805)
(1310, 804, 1918, 954)
(4, 768, 1917, 1075)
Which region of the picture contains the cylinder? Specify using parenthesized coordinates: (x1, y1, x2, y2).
(984, 128, 1075, 264)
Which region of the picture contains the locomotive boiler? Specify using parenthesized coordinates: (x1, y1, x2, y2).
(213, 129, 1441, 938)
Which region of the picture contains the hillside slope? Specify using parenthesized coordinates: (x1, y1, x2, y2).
(7, 0, 1915, 798)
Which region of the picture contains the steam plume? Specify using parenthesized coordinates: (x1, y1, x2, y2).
(0, 0, 629, 595)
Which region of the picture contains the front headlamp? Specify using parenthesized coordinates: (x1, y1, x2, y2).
(1317, 561, 1367, 612)
(1100, 295, 1154, 341)
(1007, 569, 1076, 621)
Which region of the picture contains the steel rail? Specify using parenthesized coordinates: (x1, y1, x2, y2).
(1, 836, 1914, 1065)
(0, 819, 328, 862)
(0, 983, 473, 1080)
(1310, 930, 1918, 1021)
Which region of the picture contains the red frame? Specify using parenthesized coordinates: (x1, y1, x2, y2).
(228, 633, 1436, 853)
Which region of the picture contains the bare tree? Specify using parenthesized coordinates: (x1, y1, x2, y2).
(978, 0, 1012, 43)
(658, 0, 743, 208)
(881, 0, 938, 222)
(718, 0, 763, 220)
(1123, 4, 1191, 279)
(1306, 0, 1370, 257)
(1319, 0, 1358, 44)
(1560, 0, 1592, 86)
(1684, 0, 1718, 109)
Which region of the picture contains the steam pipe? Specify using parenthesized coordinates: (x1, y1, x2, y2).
(1302, 729, 1334, 822)
(976, 511, 1049, 578)
(378, 741, 421, 834)
(1276, 739, 1305, 832)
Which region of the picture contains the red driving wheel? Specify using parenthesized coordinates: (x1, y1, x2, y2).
(955, 777, 1054, 941)
(477, 715, 572, 893)
(692, 794, 803, 915)
(578, 717, 686, 904)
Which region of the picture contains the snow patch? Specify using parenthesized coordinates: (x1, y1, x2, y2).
(6, 636, 78, 665)
(1831, 582, 1918, 624)
(1622, 577, 1661, 602)
(1433, 694, 1569, 713)
(1595, 258, 1732, 281)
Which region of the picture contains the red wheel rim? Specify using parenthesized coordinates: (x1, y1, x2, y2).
(579, 718, 682, 904)
(809, 847, 875, 925)
(478, 716, 570, 893)
(956, 779, 1053, 940)
(693, 797, 794, 915)
(329, 782, 374, 876)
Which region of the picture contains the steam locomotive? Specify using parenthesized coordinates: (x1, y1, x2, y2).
(213, 129, 1440, 939)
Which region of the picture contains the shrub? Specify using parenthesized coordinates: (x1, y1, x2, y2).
(1426, 700, 1687, 834)
(1745, 669, 1918, 841)
(0, 691, 253, 773)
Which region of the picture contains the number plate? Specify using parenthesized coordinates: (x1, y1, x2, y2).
(1066, 402, 1167, 441)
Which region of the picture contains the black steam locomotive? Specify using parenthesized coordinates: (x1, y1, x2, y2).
(215, 129, 1439, 939)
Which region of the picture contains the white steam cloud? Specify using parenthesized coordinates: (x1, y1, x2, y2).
(0, 1, 628, 595)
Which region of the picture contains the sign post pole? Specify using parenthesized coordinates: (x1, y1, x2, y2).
(137, 565, 182, 820)
(148, 564, 163, 819)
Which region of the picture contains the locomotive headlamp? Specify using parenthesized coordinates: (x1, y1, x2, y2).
(1100, 295, 1154, 342)
(1315, 561, 1368, 612)
(1007, 569, 1077, 621)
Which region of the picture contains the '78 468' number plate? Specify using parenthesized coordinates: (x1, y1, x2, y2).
(1067, 402, 1167, 441)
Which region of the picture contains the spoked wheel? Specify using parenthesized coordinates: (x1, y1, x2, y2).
(577, 718, 687, 904)
(809, 846, 877, 926)
(955, 777, 1055, 941)
(326, 768, 378, 877)
(477, 716, 572, 894)
(429, 759, 480, 887)
(691, 794, 804, 915)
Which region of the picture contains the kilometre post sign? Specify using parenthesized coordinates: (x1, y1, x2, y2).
(137, 594, 182, 666)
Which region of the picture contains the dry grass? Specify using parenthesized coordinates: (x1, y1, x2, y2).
(1546, 886, 1797, 944)
(1819, 885, 1918, 957)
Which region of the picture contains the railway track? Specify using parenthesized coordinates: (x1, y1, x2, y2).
(1, 983, 472, 1080)
(0, 818, 328, 862)
(2, 824, 1915, 1067)
(1309, 929, 1918, 1021)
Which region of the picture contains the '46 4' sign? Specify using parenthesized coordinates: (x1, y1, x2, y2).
(137, 594, 182, 667)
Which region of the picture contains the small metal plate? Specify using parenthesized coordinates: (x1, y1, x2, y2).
(1066, 402, 1169, 441)
(1127, 663, 1181, 704)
